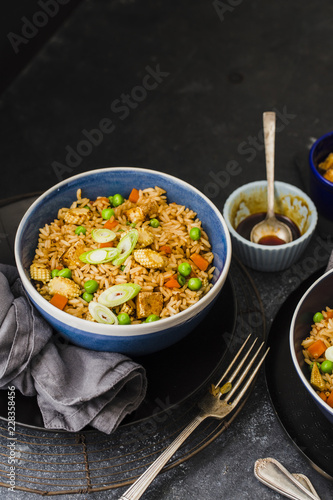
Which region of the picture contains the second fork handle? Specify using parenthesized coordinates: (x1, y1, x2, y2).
(119, 413, 205, 500)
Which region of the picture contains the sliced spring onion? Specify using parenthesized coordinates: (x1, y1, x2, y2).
(91, 228, 116, 243)
(325, 346, 333, 362)
(98, 283, 141, 307)
(79, 247, 119, 264)
(88, 301, 118, 324)
(112, 229, 138, 266)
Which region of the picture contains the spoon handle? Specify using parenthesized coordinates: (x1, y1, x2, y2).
(263, 111, 276, 219)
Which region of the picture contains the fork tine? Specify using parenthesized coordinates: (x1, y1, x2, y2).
(224, 345, 270, 405)
(214, 334, 252, 388)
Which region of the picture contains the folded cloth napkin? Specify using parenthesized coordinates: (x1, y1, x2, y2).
(0, 264, 147, 434)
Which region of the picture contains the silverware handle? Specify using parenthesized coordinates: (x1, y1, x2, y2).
(118, 414, 204, 500)
(263, 111, 276, 219)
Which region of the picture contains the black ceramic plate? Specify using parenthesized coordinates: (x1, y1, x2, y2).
(265, 269, 333, 479)
(0, 273, 236, 430)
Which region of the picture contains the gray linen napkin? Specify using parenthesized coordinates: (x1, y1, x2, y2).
(0, 264, 147, 433)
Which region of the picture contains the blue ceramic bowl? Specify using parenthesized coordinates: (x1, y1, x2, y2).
(309, 131, 333, 221)
(290, 268, 333, 424)
(15, 167, 231, 356)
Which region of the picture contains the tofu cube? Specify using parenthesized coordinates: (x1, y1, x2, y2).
(136, 292, 163, 319)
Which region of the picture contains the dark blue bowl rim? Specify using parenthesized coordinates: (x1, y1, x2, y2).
(289, 267, 333, 417)
(309, 130, 333, 188)
(14, 166, 232, 337)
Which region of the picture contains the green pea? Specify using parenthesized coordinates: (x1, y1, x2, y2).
(102, 208, 114, 220)
(178, 262, 192, 277)
(83, 205, 90, 210)
(117, 312, 131, 325)
(130, 222, 136, 227)
(108, 196, 113, 205)
(150, 218, 160, 228)
(313, 312, 324, 323)
(112, 194, 124, 207)
(188, 277, 202, 291)
(177, 275, 186, 286)
(82, 292, 93, 303)
(51, 269, 60, 278)
(145, 314, 160, 323)
(189, 227, 201, 241)
(58, 268, 72, 279)
(321, 360, 333, 374)
(84, 279, 99, 294)
(75, 225, 86, 235)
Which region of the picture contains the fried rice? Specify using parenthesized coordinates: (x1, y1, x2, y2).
(30, 186, 215, 324)
(302, 307, 333, 402)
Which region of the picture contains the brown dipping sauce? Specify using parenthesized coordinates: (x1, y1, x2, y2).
(236, 212, 301, 245)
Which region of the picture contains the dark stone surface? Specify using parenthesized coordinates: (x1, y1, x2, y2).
(0, 0, 333, 498)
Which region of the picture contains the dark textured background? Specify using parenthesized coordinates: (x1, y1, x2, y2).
(1, 1, 333, 498)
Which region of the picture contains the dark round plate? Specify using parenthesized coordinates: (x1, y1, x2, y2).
(265, 268, 333, 480)
(0, 267, 236, 430)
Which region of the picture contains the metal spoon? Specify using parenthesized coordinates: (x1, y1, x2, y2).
(250, 112, 292, 245)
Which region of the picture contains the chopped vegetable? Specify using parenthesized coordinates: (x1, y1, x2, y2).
(88, 302, 118, 324)
(82, 292, 93, 303)
(159, 245, 171, 254)
(145, 314, 160, 322)
(98, 283, 141, 307)
(326, 310, 333, 319)
(91, 228, 116, 243)
(50, 293, 68, 310)
(99, 241, 114, 248)
(190, 227, 201, 241)
(177, 275, 186, 286)
(57, 268, 72, 279)
(112, 229, 139, 266)
(117, 312, 131, 325)
(150, 218, 160, 228)
(319, 392, 328, 402)
(128, 188, 140, 203)
(178, 262, 192, 277)
(79, 247, 119, 264)
(325, 346, 333, 362)
(307, 339, 327, 359)
(327, 390, 333, 408)
(190, 253, 209, 271)
(112, 194, 124, 207)
(133, 249, 164, 269)
(104, 218, 118, 230)
(51, 269, 60, 278)
(108, 196, 113, 205)
(164, 275, 181, 288)
(310, 362, 326, 391)
(63, 208, 89, 225)
(320, 360, 333, 374)
(102, 208, 115, 220)
(75, 226, 86, 235)
(313, 312, 324, 323)
(84, 280, 99, 294)
(188, 277, 202, 291)
(30, 264, 51, 284)
(48, 276, 81, 299)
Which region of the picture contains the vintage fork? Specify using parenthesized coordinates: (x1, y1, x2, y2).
(118, 335, 269, 500)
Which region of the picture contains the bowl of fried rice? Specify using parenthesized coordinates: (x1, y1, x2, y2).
(290, 268, 333, 424)
(15, 167, 232, 355)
